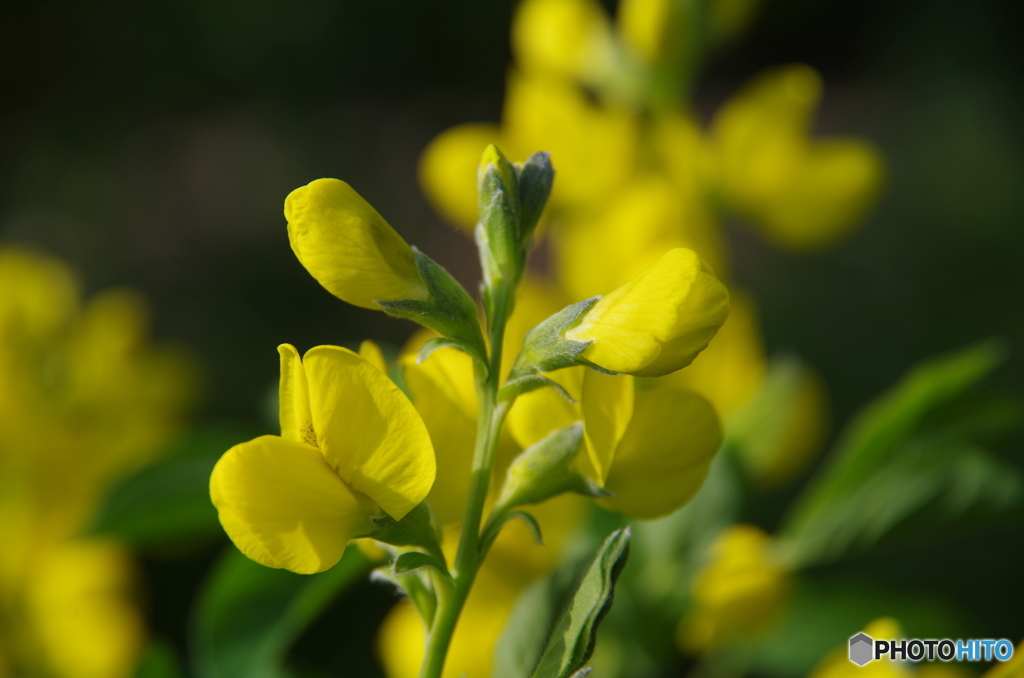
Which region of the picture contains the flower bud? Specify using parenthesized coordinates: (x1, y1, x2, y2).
(286, 178, 428, 310)
(565, 248, 729, 377)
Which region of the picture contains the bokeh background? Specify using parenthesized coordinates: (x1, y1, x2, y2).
(2, 0, 1023, 675)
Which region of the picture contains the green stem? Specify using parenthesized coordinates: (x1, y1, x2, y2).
(418, 282, 514, 678)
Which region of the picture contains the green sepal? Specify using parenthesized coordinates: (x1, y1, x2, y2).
(498, 374, 577, 406)
(509, 297, 600, 378)
(365, 502, 446, 567)
(393, 552, 453, 583)
(377, 248, 485, 362)
(531, 527, 631, 678)
(492, 423, 609, 521)
(517, 151, 554, 245)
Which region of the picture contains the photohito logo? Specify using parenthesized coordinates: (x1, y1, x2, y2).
(849, 633, 1015, 666)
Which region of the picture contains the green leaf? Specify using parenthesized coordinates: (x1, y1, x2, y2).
(498, 374, 576, 406)
(87, 424, 258, 547)
(532, 527, 631, 678)
(191, 545, 372, 678)
(780, 340, 1016, 565)
(135, 640, 185, 678)
(493, 578, 560, 678)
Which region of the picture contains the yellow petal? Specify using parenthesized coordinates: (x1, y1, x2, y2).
(678, 525, 790, 651)
(210, 435, 372, 574)
(26, 539, 143, 678)
(507, 366, 584, 449)
(565, 248, 730, 376)
(303, 346, 435, 520)
(755, 140, 884, 250)
(600, 388, 721, 518)
(359, 339, 388, 374)
(554, 176, 726, 302)
(580, 371, 633, 483)
(278, 344, 315, 445)
(657, 290, 766, 417)
(403, 350, 477, 524)
(285, 178, 428, 310)
(419, 123, 501, 231)
(512, 0, 613, 82)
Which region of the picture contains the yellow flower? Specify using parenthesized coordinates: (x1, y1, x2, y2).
(553, 176, 725, 302)
(210, 344, 435, 574)
(511, 0, 615, 84)
(565, 248, 730, 377)
(401, 339, 478, 525)
(656, 290, 766, 417)
(508, 367, 722, 519)
(711, 64, 884, 250)
(677, 525, 790, 651)
(0, 245, 193, 678)
(285, 178, 429, 309)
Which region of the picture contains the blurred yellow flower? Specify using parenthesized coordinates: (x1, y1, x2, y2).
(210, 344, 435, 574)
(565, 248, 730, 377)
(286, 178, 428, 309)
(0, 245, 193, 678)
(678, 524, 790, 651)
(512, 0, 615, 84)
(711, 64, 884, 250)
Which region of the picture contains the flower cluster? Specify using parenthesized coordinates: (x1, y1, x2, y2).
(209, 143, 730, 678)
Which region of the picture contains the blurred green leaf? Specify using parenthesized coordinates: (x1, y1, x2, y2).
(781, 340, 1022, 564)
(135, 640, 185, 678)
(532, 527, 631, 678)
(494, 577, 560, 678)
(87, 424, 260, 547)
(191, 545, 372, 678)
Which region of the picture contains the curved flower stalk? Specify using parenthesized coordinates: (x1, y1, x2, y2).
(215, 141, 735, 678)
(0, 246, 195, 678)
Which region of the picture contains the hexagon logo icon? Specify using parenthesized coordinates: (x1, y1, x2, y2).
(849, 633, 874, 666)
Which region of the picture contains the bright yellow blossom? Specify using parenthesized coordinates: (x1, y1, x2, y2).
(210, 344, 435, 574)
(286, 178, 428, 309)
(565, 248, 730, 377)
(677, 524, 790, 651)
